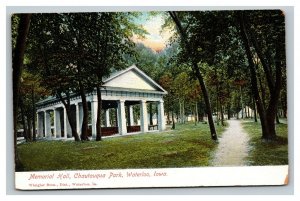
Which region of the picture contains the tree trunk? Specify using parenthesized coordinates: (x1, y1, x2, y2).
(226, 83, 231, 120)
(215, 70, 220, 125)
(242, 11, 283, 140)
(57, 93, 80, 141)
(265, 40, 283, 138)
(195, 102, 198, 123)
(196, 72, 217, 140)
(240, 86, 244, 119)
(96, 86, 102, 141)
(79, 83, 89, 141)
(247, 106, 250, 118)
(253, 97, 257, 122)
(258, 73, 267, 108)
(27, 116, 32, 141)
(171, 109, 175, 129)
(276, 113, 280, 124)
(114, 108, 117, 127)
(194, 103, 197, 126)
(167, 111, 171, 125)
(149, 103, 153, 125)
(13, 14, 31, 171)
(179, 101, 182, 123)
(168, 11, 217, 140)
(66, 106, 80, 141)
(236, 97, 240, 119)
(216, 89, 219, 126)
(182, 101, 185, 124)
(220, 105, 225, 126)
(227, 103, 231, 120)
(237, 11, 271, 139)
(20, 98, 28, 141)
(126, 106, 130, 126)
(281, 96, 287, 118)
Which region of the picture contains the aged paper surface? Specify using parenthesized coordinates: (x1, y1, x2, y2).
(13, 9, 289, 190)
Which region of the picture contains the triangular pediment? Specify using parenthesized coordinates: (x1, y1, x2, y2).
(103, 65, 167, 93)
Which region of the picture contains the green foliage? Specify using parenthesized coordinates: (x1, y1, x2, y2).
(165, 10, 286, 134)
(242, 120, 288, 165)
(18, 12, 148, 141)
(11, 14, 20, 50)
(18, 69, 49, 129)
(27, 12, 144, 97)
(17, 122, 225, 171)
(131, 43, 162, 80)
(128, 43, 173, 82)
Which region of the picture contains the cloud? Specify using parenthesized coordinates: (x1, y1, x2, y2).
(132, 15, 173, 52)
(133, 36, 165, 52)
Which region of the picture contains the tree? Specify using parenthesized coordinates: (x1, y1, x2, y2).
(61, 13, 100, 141)
(28, 13, 82, 141)
(28, 12, 144, 142)
(159, 73, 173, 125)
(12, 14, 32, 170)
(168, 11, 218, 140)
(86, 13, 144, 141)
(157, 43, 182, 128)
(173, 72, 189, 123)
(167, 10, 286, 141)
(236, 10, 285, 140)
(19, 69, 49, 141)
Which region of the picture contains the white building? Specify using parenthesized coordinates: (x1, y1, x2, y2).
(238, 106, 254, 119)
(36, 65, 167, 139)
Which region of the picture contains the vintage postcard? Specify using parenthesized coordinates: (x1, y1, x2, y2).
(12, 9, 288, 190)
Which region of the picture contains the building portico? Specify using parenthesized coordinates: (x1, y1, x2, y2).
(35, 65, 167, 139)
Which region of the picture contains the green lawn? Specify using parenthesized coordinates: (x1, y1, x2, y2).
(242, 120, 288, 166)
(17, 122, 225, 171)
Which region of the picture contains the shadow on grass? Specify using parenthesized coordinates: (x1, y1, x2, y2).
(242, 120, 288, 166)
(16, 122, 226, 171)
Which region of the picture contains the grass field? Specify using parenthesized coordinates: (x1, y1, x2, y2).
(17, 122, 226, 171)
(242, 120, 288, 166)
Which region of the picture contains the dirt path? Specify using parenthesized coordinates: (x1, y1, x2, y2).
(211, 119, 250, 166)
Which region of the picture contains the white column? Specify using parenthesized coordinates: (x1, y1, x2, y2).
(45, 110, 51, 138)
(129, 105, 134, 126)
(63, 107, 68, 139)
(66, 110, 72, 138)
(76, 103, 80, 134)
(140, 100, 148, 132)
(79, 104, 83, 135)
(105, 109, 110, 127)
(117, 100, 127, 135)
(53, 108, 56, 137)
(54, 108, 61, 138)
(37, 112, 43, 137)
(91, 101, 98, 139)
(36, 112, 40, 137)
(158, 100, 166, 131)
(44, 111, 47, 137)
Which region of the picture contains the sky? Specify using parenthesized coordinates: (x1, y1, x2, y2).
(132, 12, 173, 52)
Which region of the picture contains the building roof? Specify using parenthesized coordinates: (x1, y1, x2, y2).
(36, 65, 167, 107)
(103, 64, 167, 94)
